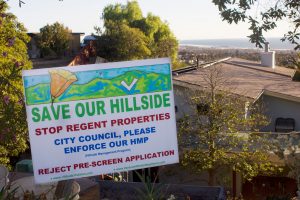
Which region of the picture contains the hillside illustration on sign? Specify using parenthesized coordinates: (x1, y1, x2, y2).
(22, 58, 179, 184)
(23, 64, 171, 105)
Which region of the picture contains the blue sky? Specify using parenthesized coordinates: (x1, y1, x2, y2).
(7, 0, 291, 40)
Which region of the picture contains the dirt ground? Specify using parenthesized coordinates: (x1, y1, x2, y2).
(80, 185, 100, 200)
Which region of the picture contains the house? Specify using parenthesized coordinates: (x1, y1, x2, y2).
(27, 33, 41, 59)
(27, 32, 84, 59)
(173, 57, 299, 132)
(68, 32, 85, 56)
(171, 54, 300, 199)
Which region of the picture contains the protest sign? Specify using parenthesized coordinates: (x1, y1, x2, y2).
(22, 58, 179, 183)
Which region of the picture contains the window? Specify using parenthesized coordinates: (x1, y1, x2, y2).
(196, 103, 209, 115)
(275, 118, 295, 132)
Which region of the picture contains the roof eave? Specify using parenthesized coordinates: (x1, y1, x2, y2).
(254, 89, 300, 103)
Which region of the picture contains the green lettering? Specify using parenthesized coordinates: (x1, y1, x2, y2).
(163, 93, 171, 107)
(42, 106, 51, 121)
(86, 102, 95, 116)
(31, 107, 41, 122)
(125, 98, 133, 112)
(50, 105, 60, 120)
(110, 99, 120, 114)
(149, 95, 153, 109)
(96, 101, 106, 115)
(75, 103, 85, 117)
(154, 94, 162, 108)
(62, 104, 71, 119)
(120, 98, 125, 112)
(133, 97, 141, 111)
(141, 96, 149, 109)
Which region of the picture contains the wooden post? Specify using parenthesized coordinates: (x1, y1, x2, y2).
(232, 170, 237, 198)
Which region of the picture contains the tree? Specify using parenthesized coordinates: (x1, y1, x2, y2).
(212, 0, 300, 50)
(211, 1, 300, 192)
(134, 13, 178, 61)
(272, 132, 300, 192)
(0, 0, 32, 168)
(38, 22, 71, 57)
(97, 23, 151, 61)
(97, 1, 178, 62)
(178, 65, 280, 186)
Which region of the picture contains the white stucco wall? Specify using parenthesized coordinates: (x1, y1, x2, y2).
(260, 95, 300, 132)
(173, 85, 197, 120)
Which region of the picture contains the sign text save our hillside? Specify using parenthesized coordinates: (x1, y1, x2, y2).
(22, 58, 179, 183)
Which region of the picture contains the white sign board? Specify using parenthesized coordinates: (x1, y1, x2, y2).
(22, 58, 179, 183)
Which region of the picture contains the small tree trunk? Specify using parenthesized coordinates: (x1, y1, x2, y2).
(208, 169, 216, 186)
(232, 170, 237, 198)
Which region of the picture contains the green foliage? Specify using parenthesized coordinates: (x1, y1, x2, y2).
(38, 22, 71, 57)
(172, 60, 188, 70)
(0, 184, 19, 200)
(97, 23, 151, 61)
(0, 0, 32, 167)
(103, 1, 142, 27)
(134, 172, 166, 200)
(0, 183, 77, 200)
(212, 0, 300, 50)
(291, 53, 300, 80)
(273, 133, 300, 189)
(178, 66, 280, 185)
(97, 1, 178, 62)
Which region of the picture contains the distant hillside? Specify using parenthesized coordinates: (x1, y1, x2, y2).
(25, 70, 171, 105)
(180, 38, 294, 50)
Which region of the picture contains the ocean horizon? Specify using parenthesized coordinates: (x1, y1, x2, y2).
(180, 38, 294, 50)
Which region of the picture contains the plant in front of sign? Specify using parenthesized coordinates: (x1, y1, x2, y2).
(0, 0, 32, 168)
(0, 180, 21, 200)
(134, 172, 166, 200)
(11, 185, 77, 200)
(178, 65, 281, 186)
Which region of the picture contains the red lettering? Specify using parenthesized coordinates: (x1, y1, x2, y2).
(111, 120, 117, 126)
(35, 128, 41, 136)
(88, 122, 93, 129)
(143, 116, 149, 122)
(73, 162, 89, 170)
(74, 124, 79, 131)
(137, 116, 143, 123)
(37, 165, 71, 175)
(165, 112, 170, 119)
(66, 125, 73, 132)
(35, 126, 63, 136)
(117, 119, 123, 125)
